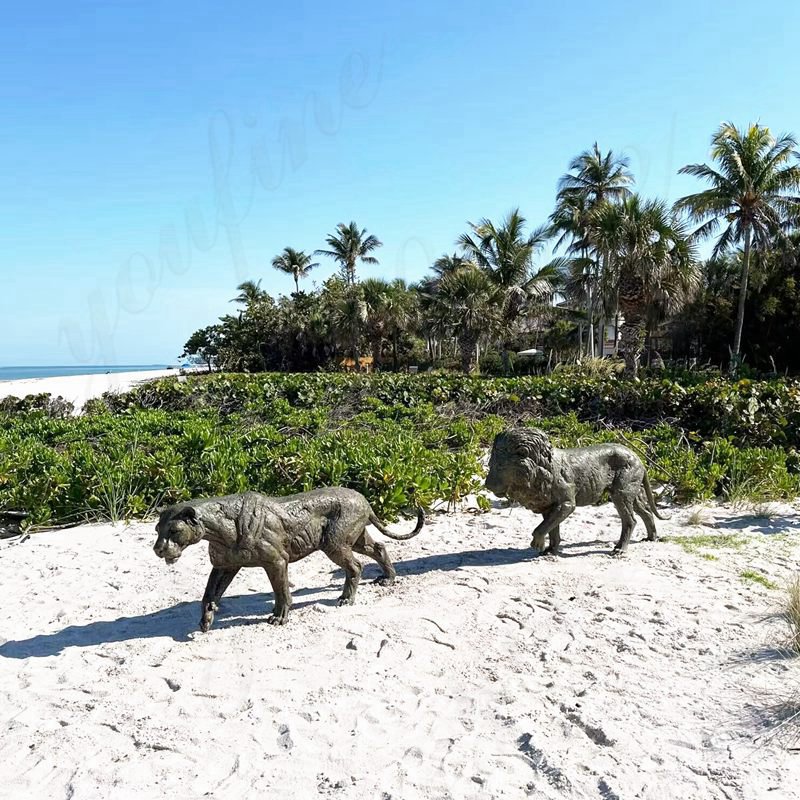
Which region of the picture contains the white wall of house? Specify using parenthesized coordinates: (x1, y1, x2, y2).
(602, 320, 620, 356)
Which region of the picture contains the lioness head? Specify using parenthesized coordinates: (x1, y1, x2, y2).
(485, 428, 554, 500)
(153, 504, 204, 565)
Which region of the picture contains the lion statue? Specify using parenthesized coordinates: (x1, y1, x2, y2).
(485, 428, 666, 556)
(153, 488, 424, 632)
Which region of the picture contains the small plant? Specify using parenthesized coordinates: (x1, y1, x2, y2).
(683, 507, 713, 527)
(786, 577, 800, 654)
(750, 502, 778, 520)
(739, 570, 778, 590)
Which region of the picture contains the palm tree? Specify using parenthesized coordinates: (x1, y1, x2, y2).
(384, 279, 417, 370)
(435, 264, 500, 373)
(271, 247, 319, 294)
(362, 277, 392, 368)
(432, 252, 470, 278)
(415, 275, 449, 365)
(590, 196, 698, 377)
(552, 144, 634, 357)
(458, 208, 554, 373)
(316, 221, 382, 286)
(231, 280, 264, 306)
(675, 122, 800, 373)
(334, 286, 368, 371)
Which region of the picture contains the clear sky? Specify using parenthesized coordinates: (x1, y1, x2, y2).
(2, 0, 799, 366)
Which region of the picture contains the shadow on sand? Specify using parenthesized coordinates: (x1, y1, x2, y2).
(0, 584, 330, 659)
(713, 513, 800, 536)
(1, 540, 626, 659)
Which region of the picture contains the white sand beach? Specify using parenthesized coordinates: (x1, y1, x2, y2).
(1, 501, 799, 799)
(0, 369, 181, 411)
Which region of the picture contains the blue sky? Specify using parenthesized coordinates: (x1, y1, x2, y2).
(2, 0, 799, 365)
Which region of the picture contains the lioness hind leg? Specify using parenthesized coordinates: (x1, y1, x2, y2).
(353, 529, 396, 586)
(264, 561, 292, 625)
(611, 495, 637, 554)
(200, 567, 240, 632)
(634, 493, 658, 542)
(325, 547, 363, 606)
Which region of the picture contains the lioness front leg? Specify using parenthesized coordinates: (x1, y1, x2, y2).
(264, 561, 292, 625)
(531, 503, 574, 556)
(199, 567, 240, 632)
(544, 525, 561, 556)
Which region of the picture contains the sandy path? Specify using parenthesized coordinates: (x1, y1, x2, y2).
(1, 502, 799, 799)
(0, 369, 180, 411)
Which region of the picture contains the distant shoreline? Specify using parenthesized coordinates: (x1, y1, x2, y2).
(0, 368, 182, 411)
(0, 365, 172, 382)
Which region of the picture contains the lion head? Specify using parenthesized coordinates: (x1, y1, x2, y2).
(153, 504, 205, 565)
(485, 428, 555, 504)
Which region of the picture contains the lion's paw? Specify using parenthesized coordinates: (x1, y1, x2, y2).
(337, 596, 355, 607)
(373, 576, 395, 587)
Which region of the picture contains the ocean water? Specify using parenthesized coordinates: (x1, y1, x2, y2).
(0, 365, 172, 382)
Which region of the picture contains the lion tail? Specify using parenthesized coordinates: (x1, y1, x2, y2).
(643, 472, 670, 520)
(368, 507, 425, 540)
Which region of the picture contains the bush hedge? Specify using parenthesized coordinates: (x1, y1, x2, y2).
(2, 372, 800, 527)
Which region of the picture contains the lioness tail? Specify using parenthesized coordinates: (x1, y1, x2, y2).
(369, 507, 425, 540)
(643, 473, 669, 520)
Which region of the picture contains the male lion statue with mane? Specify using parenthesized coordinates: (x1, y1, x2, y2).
(485, 428, 666, 556)
(153, 488, 423, 632)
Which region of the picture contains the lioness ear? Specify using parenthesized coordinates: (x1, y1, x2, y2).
(176, 506, 198, 525)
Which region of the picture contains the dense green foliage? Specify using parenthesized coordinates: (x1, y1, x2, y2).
(4, 372, 800, 527)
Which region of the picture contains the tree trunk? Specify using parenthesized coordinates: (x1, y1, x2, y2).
(392, 332, 399, 371)
(501, 347, 512, 376)
(293, 272, 300, 294)
(371, 336, 382, 371)
(586, 249, 595, 358)
(352, 331, 360, 372)
(459, 331, 478, 373)
(620, 321, 645, 378)
(730, 225, 752, 376)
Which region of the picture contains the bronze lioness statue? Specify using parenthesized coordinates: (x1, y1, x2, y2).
(153, 488, 424, 631)
(485, 428, 666, 556)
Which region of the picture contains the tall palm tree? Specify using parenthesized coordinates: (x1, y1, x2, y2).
(435, 264, 500, 373)
(552, 144, 634, 357)
(231, 280, 264, 306)
(590, 196, 698, 377)
(675, 122, 800, 373)
(270, 247, 319, 294)
(316, 221, 382, 286)
(557, 143, 635, 206)
(458, 208, 554, 373)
